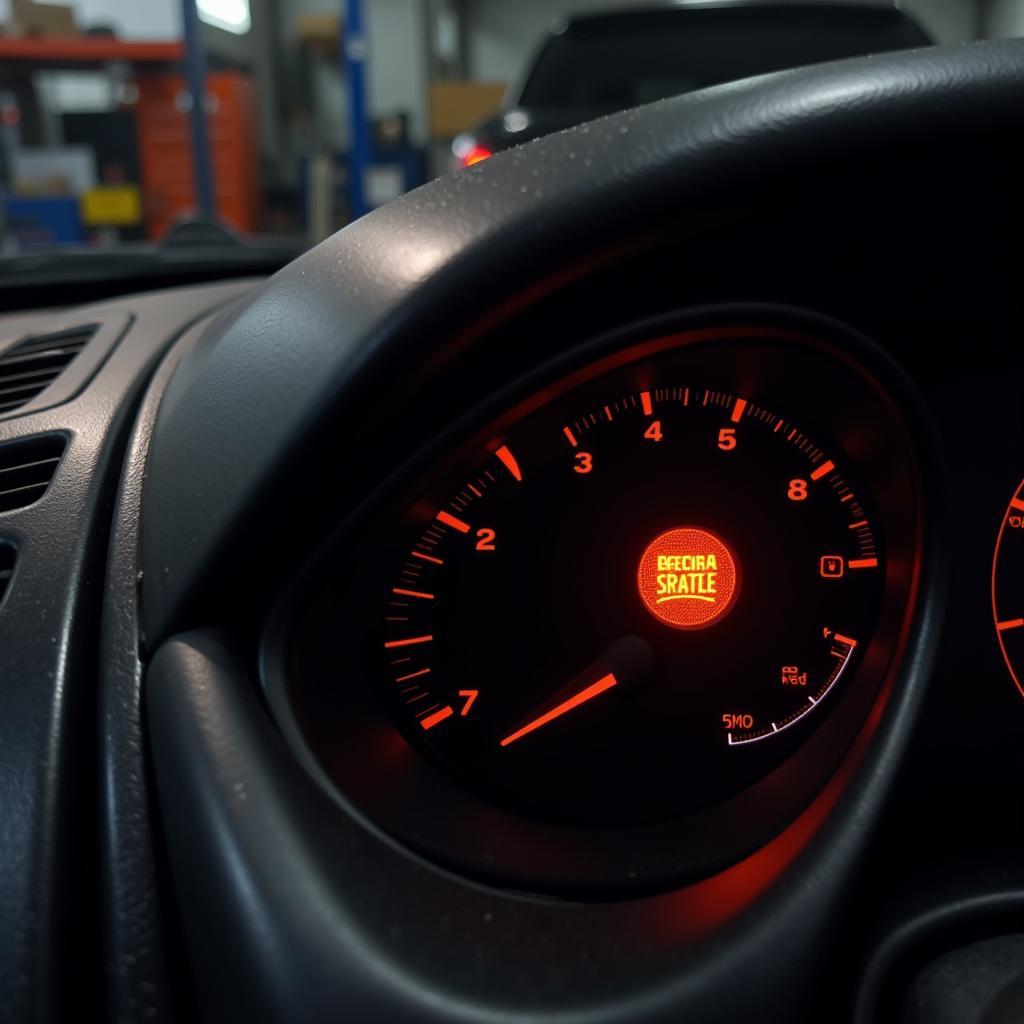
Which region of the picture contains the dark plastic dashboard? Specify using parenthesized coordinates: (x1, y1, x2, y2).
(3, 38, 1024, 1024)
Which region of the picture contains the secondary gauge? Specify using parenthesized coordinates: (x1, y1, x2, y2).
(274, 317, 923, 889)
(992, 480, 1024, 698)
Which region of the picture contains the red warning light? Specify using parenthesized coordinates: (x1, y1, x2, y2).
(637, 527, 739, 630)
(819, 555, 844, 578)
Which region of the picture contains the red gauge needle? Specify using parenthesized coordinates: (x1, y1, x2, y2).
(499, 672, 618, 748)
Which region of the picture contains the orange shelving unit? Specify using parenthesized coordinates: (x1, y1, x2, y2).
(135, 70, 261, 238)
(0, 37, 183, 66)
(0, 37, 261, 239)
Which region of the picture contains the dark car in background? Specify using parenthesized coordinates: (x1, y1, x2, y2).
(453, 2, 931, 167)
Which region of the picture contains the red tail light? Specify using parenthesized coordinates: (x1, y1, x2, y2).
(457, 144, 494, 169)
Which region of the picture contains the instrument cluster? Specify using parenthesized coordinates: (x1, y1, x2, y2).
(266, 312, 931, 893)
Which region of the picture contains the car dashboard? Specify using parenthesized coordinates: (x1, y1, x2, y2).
(2, 39, 1024, 1024)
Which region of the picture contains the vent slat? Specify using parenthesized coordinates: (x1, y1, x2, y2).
(0, 482, 48, 511)
(0, 324, 97, 416)
(0, 380, 54, 404)
(0, 456, 62, 490)
(7, 338, 89, 356)
(0, 399, 37, 414)
(0, 397, 40, 413)
(0, 435, 66, 514)
(0, 366, 67, 391)
(0, 372, 64, 398)
(2, 334, 89, 351)
(0, 348, 87, 372)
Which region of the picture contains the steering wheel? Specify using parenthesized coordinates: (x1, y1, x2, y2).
(80, 37, 1024, 1023)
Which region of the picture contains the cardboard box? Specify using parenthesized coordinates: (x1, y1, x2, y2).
(297, 13, 340, 55)
(7, 0, 78, 37)
(429, 82, 506, 139)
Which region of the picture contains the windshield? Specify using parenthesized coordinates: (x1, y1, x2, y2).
(517, 8, 930, 109)
(0, 0, 1012, 279)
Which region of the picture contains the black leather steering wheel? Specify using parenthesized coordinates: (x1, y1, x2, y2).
(79, 37, 1024, 1023)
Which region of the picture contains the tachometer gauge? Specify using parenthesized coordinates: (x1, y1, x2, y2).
(381, 382, 882, 825)
(275, 318, 923, 890)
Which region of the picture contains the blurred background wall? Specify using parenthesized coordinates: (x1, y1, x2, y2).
(0, 0, 1009, 250)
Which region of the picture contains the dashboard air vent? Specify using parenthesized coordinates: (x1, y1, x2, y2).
(0, 543, 14, 606)
(0, 434, 66, 514)
(0, 324, 97, 416)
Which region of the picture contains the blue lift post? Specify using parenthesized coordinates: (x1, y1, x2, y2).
(343, 0, 371, 220)
(181, 0, 216, 217)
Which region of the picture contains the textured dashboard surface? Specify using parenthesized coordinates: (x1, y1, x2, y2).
(0, 281, 256, 1021)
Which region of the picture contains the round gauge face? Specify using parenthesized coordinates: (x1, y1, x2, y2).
(278, 322, 924, 887)
(374, 366, 886, 826)
(992, 481, 1024, 697)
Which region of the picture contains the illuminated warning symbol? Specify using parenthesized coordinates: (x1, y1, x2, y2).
(637, 526, 740, 630)
(820, 555, 844, 578)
